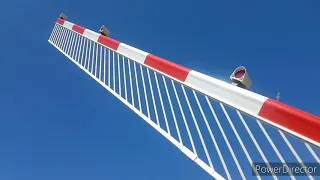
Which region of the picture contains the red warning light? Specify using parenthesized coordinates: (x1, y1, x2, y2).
(235, 69, 245, 79)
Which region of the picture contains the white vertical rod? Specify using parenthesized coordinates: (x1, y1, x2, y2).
(84, 39, 89, 69)
(171, 82, 196, 153)
(91, 42, 96, 73)
(123, 57, 128, 101)
(74, 35, 82, 62)
(162, 77, 182, 143)
(108, 49, 111, 87)
(133, 62, 141, 111)
(95, 43, 98, 76)
(99, 45, 102, 80)
(78, 36, 85, 66)
(69, 32, 76, 57)
(63, 28, 71, 50)
(128, 59, 134, 106)
(147, 68, 159, 126)
(61, 28, 70, 51)
(86, 41, 92, 70)
(104, 47, 106, 83)
(67, 32, 75, 55)
(113, 51, 115, 91)
(118, 54, 121, 96)
(140, 65, 150, 118)
(154, 72, 170, 135)
(71, 34, 79, 59)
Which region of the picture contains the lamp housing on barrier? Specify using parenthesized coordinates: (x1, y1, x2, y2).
(60, 13, 67, 20)
(100, 25, 111, 37)
(230, 66, 252, 89)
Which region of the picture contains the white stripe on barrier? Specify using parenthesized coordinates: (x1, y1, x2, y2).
(63, 21, 75, 30)
(185, 70, 268, 116)
(117, 43, 149, 64)
(83, 29, 100, 42)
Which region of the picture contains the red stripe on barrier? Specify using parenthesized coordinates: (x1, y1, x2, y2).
(98, 35, 120, 50)
(144, 54, 191, 82)
(72, 25, 85, 35)
(56, 18, 65, 25)
(259, 99, 320, 144)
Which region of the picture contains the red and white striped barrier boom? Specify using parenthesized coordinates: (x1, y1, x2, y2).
(48, 15, 320, 180)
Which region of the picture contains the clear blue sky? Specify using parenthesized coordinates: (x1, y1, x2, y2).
(0, 0, 319, 179)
